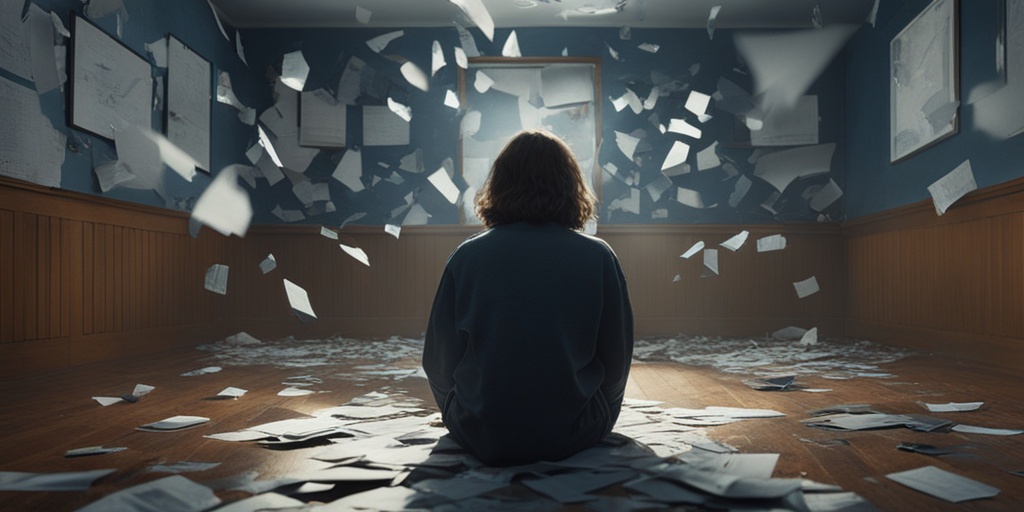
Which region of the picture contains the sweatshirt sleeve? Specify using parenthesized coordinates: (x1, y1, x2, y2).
(596, 251, 634, 420)
(423, 268, 464, 410)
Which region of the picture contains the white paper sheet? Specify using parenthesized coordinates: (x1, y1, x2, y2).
(191, 165, 252, 237)
(720, 230, 749, 251)
(750, 95, 819, 146)
(400, 61, 429, 92)
(366, 30, 403, 53)
(355, 5, 372, 23)
(27, 4, 60, 95)
(204, 264, 228, 295)
(430, 40, 446, 76)
(259, 254, 276, 274)
(339, 244, 370, 266)
(501, 30, 521, 57)
(793, 276, 820, 298)
(444, 89, 460, 109)
(450, 0, 494, 41)
(300, 90, 346, 148)
(951, 424, 1023, 435)
(283, 279, 317, 320)
(753, 143, 835, 192)
(886, 466, 1000, 503)
(756, 234, 787, 252)
(676, 187, 703, 208)
(703, 248, 719, 276)
(928, 160, 977, 215)
(540, 65, 594, 108)
(0, 76, 65, 187)
(428, 167, 461, 203)
(681, 241, 704, 259)
(668, 118, 702, 139)
(810, 178, 843, 211)
(615, 130, 641, 161)
(662, 141, 691, 170)
(696, 142, 720, 171)
(333, 149, 364, 192)
(363, 106, 410, 146)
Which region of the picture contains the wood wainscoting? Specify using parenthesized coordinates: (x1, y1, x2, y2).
(1, 177, 846, 376)
(0, 178, 241, 378)
(232, 222, 847, 341)
(843, 177, 1024, 368)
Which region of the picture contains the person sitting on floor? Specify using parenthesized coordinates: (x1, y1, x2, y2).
(423, 128, 635, 466)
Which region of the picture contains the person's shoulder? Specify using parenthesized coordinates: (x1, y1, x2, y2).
(447, 228, 494, 261)
(567, 229, 619, 257)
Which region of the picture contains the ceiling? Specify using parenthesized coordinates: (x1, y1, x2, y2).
(209, 0, 878, 30)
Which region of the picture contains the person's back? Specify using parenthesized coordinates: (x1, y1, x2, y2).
(423, 129, 634, 466)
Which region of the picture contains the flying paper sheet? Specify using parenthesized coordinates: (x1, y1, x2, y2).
(384, 224, 401, 239)
(502, 30, 521, 57)
(720, 230, 749, 251)
(793, 276, 820, 298)
(339, 244, 370, 266)
(387, 97, 412, 122)
(703, 249, 719, 276)
(355, 5, 372, 24)
(750, 95, 819, 146)
(753, 143, 835, 192)
(645, 174, 673, 202)
(115, 124, 199, 185)
(454, 23, 479, 57)
(283, 279, 317, 321)
(668, 118, 702, 139)
(204, 264, 228, 295)
(681, 241, 704, 259)
(428, 168, 461, 203)
(94, 161, 135, 192)
(540, 65, 594, 108)
(400, 61, 429, 92)
(734, 24, 859, 112)
(810, 178, 843, 212)
(444, 90, 460, 109)
(280, 50, 309, 91)
(686, 90, 712, 117)
(191, 165, 252, 237)
(696, 142, 720, 171)
(676, 187, 703, 208)
(454, 46, 468, 68)
(662, 141, 690, 170)
(615, 130, 641, 160)
(800, 327, 818, 346)
(259, 254, 276, 274)
(928, 160, 976, 215)
(333, 149, 364, 192)
(431, 40, 446, 76)
(366, 30, 403, 53)
(300, 90, 346, 148)
(638, 42, 660, 53)
(756, 234, 787, 252)
(474, 70, 494, 93)
(708, 5, 722, 39)
(450, 0, 495, 41)
(320, 226, 338, 239)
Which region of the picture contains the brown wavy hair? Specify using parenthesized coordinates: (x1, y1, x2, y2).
(475, 129, 597, 230)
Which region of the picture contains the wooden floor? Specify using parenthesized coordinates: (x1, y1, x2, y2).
(0, 334, 1022, 511)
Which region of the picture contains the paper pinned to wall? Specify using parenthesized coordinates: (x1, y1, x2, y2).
(0, 0, 33, 81)
(363, 105, 410, 146)
(615, 130, 641, 160)
(27, 4, 60, 95)
(0, 75, 65, 187)
(927, 160, 976, 215)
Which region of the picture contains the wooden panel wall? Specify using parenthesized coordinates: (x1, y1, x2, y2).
(844, 178, 1024, 368)
(231, 223, 846, 341)
(0, 178, 237, 378)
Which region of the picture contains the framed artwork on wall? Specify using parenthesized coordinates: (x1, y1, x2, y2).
(890, 0, 959, 163)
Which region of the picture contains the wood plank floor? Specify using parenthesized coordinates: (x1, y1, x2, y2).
(0, 335, 1021, 511)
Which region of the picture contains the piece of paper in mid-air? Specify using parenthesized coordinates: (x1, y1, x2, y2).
(365, 30, 403, 53)
(204, 264, 228, 295)
(339, 244, 370, 266)
(702, 249, 719, 277)
(719, 230, 749, 252)
(753, 143, 835, 193)
(191, 165, 252, 237)
(283, 279, 317, 321)
(793, 276, 820, 298)
(428, 168, 461, 204)
(681, 241, 704, 259)
(756, 234, 787, 252)
(662, 141, 690, 171)
(333, 149, 364, 192)
(928, 160, 976, 215)
(280, 50, 309, 91)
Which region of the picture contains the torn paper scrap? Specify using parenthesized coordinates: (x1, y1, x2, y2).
(810, 178, 843, 212)
(720, 230, 749, 251)
(696, 142, 720, 171)
(339, 244, 370, 266)
(333, 149, 364, 192)
(681, 241, 704, 259)
(702, 249, 719, 277)
(474, 70, 494, 93)
(676, 187, 703, 208)
(668, 118, 702, 139)
(400, 61, 429, 92)
(387, 97, 412, 122)
(638, 42, 660, 53)
(756, 234, 787, 252)
(450, 0, 495, 41)
(800, 327, 818, 346)
(428, 167, 461, 203)
(283, 279, 317, 321)
(366, 30, 403, 53)
(260, 254, 277, 274)
(385, 224, 401, 239)
(662, 141, 690, 170)
(886, 466, 999, 503)
(502, 30, 521, 57)
(686, 90, 712, 117)
(191, 165, 253, 237)
(204, 264, 228, 295)
(753, 143, 835, 192)
(707, 5, 722, 39)
(454, 46, 468, 68)
(320, 226, 339, 240)
(444, 90, 460, 109)
(355, 5, 372, 24)
(928, 160, 976, 215)
(793, 276, 820, 298)
(431, 40, 446, 76)
(615, 130, 641, 161)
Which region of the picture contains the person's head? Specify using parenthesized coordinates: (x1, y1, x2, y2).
(475, 129, 597, 230)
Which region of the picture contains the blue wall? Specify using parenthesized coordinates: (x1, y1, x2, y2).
(242, 24, 847, 225)
(0, 0, 267, 210)
(844, 0, 1024, 218)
